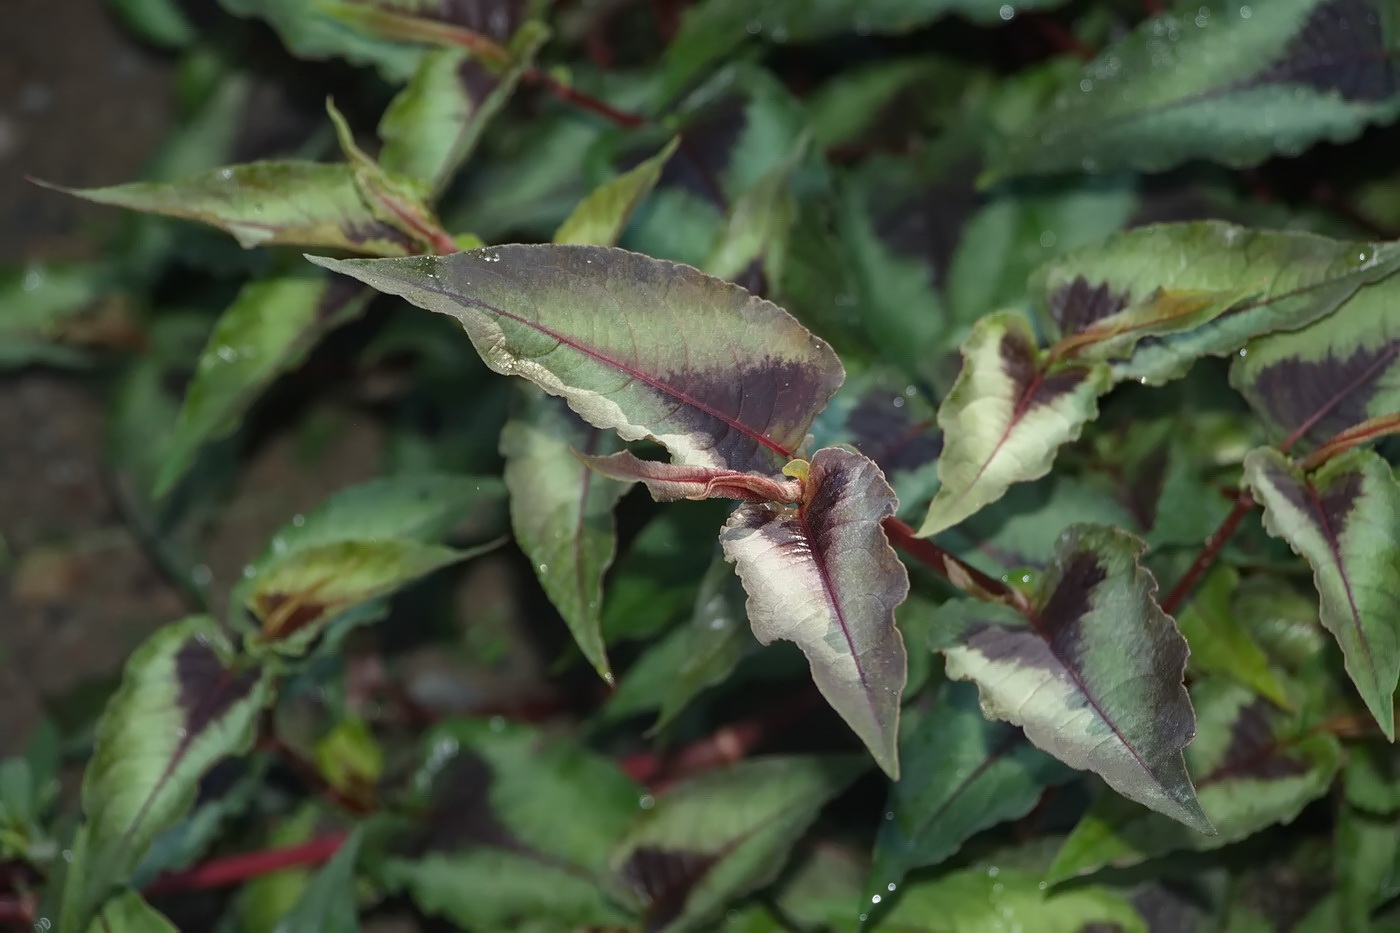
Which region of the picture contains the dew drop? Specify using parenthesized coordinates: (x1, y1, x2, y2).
(998, 4, 1014, 20)
(489, 715, 506, 731)
(1238, 348, 1248, 357)
(639, 794, 656, 810)
(1039, 231, 1057, 248)
(1079, 79, 1093, 92)
(887, 882, 897, 892)
(871, 895, 882, 904)
(21, 267, 44, 292)
(292, 513, 306, 527)
(242, 564, 256, 579)
(1038, 881, 1049, 890)
(1239, 4, 1251, 17)
(987, 865, 1000, 877)
(538, 563, 549, 573)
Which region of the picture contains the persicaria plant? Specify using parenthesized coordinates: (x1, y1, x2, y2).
(4, 0, 1400, 930)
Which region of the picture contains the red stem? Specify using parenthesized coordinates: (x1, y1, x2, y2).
(143, 834, 347, 897)
(1160, 489, 1256, 617)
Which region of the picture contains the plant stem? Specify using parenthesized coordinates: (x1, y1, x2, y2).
(883, 518, 1032, 613)
(1160, 490, 1255, 617)
(143, 835, 347, 897)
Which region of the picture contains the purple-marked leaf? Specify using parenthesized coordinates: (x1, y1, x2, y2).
(581, 450, 803, 504)
(612, 756, 864, 933)
(929, 524, 1211, 832)
(89, 889, 178, 933)
(309, 245, 844, 474)
(868, 865, 1145, 933)
(501, 391, 626, 680)
(867, 680, 1074, 900)
(1035, 223, 1400, 386)
(155, 275, 371, 495)
(379, 32, 543, 193)
(1231, 277, 1400, 449)
(71, 616, 273, 929)
(49, 163, 427, 255)
(377, 719, 640, 931)
(1175, 568, 1293, 710)
(916, 311, 1111, 538)
(721, 448, 909, 777)
(1048, 678, 1341, 881)
(554, 139, 679, 248)
(236, 472, 506, 650)
(704, 151, 800, 293)
(1243, 447, 1400, 738)
(988, 0, 1400, 180)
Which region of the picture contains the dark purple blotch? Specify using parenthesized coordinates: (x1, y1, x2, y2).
(1260, 460, 1365, 532)
(1252, 0, 1397, 102)
(1047, 276, 1130, 337)
(848, 390, 942, 475)
(174, 638, 262, 739)
(619, 846, 722, 933)
(408, 749, 524, 855)
(998, 329, 1093, 408)
(1202, 700, 1310, 784)
(1248, 342, 1398, 446)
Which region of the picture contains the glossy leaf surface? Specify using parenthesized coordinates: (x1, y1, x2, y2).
(930, 524, 1211, 831)
(918, 311, 1110, 538)
(721, 447, 909, 776)
(310, 245, 844, 474)
(1244, 447, 1400, 738)
(990, 0, 1400, 179)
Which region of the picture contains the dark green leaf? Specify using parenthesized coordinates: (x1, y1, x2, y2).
(1176, 568, 1293, 709)
(868, 680, 1073, 897)
(272, 828, 362, 933)
(501, 391, 626, 679)
(931, 524, 1211, 832)
(88, 889, 177, 933)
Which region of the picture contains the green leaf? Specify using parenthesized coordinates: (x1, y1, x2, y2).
(931, 524, 1211, 832)
(1034, 221, 1400, 385)
(554, 139, 679, 248)
(705, 147, 801, 288)
(309, 245, 845, 474)
(1243, 446, 1400, 738)
(988, 0, 1400, 180)
(109, 0, 195, 48)
(272, 828, 362, 933)
(868, 865, 1145, 932)
(613, 755, 864, 933)
(235, 803, 321, 933)
(88, 889, 177, 933)
(1176, 568, 1293, 709)
(379, 719, 641, 931)
(1345, 742, 1400, 815)
(156, 274, 370, 495)
(1048, 678, 1340, 881)
(1337, 804, 1400, 930)
(1230, 275, 1400, 449)
(868, 680, 1073, 898)
(603, 504, 733, 642)
(917, 311, 1111, 538)
(501, 391, 626, 679)
(49, 163, 432, 254)
(63, 616, 274, 930)
(722, 448, 909, 777)
(663, 0, 1067, 98)
(379, 35, 542, 193)
(217, 0, 422, 79)
(0, 261, 107, 368)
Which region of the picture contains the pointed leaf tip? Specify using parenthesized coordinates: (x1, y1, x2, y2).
(721, 447, 908, 777)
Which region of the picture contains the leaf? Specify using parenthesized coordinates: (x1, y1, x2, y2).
(1344, 742, 1400, 814)
(868, 680, 1073, 898)
(272, 828, 363, 933)
(109, 0, 195, 48)
(1033, 221, 1400, 385)
(917, 311, 1111, 538)
(0, 261, 108, 368)
(1243, 446, 1400, 738)
(49, 163, 431, 254)
(1175, 568, 1293, 709)
(309, 245, 845, 474)
(554, 139, 680, 248)
(580, 450, 803, 503)
(662, 0, 1067, 98)
(1230, 276, 1400, 449)
(612, 755, 863, 933)
(156, 275, 370, 495)
(867, 865, 1145, 933)
(88, 889, 177, 933)
(930, 524, 1212, 832)
(379, 37, 542, 193)
(217, 0, 422, 79)
(63, 616, 274, 930)
(721, 447, 909, 777)
(1048, 678, 1341, 881)
(1337, 805, 1400, 928)
(501, 392, 627, 679)
(988, 0, 1400, 180)
(704, 150, 801, 292)
(378, 719, 641, 931)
